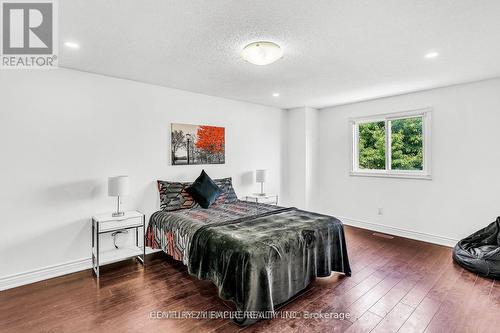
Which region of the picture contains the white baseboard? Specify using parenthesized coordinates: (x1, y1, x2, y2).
(339, 216, 458, 247)
(0, 248, 162, 291)
(0, 258, 92, 291)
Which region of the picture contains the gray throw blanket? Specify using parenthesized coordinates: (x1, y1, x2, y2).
(188, 207, 351, 326)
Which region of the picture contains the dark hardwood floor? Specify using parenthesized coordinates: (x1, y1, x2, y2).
(1, 226, 499, 333)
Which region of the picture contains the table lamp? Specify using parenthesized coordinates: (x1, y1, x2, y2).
(255, 169, 267, 196)
(108, 176, 129, 217)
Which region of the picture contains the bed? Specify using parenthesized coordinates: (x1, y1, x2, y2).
(145, 198, 351, 325)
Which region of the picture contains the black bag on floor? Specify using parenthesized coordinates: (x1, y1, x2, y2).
(453, 217, 500, 278)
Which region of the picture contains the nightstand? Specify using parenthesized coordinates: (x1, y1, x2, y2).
(91, 210, 145, 277)
(244, 194, 279, 205)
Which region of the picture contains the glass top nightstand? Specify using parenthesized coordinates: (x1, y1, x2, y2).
(243, 194, 279, 205)
(91, 210, 145, 277)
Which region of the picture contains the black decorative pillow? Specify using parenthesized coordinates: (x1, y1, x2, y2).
(213, 177, 238, 205)
(186, 170, 221, 209)
(157, 181, 198, 211)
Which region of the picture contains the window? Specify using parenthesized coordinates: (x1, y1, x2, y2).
(351, 109, 431, 179)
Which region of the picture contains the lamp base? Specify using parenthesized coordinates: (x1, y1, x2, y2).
(257, 182, 266, 197)
(112, 196, 125, 217)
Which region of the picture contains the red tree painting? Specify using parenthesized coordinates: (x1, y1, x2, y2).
(196, 126, 225, 163)
(171, 123, 225, 165)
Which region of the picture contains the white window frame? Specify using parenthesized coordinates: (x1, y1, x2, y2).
(350, 108, 432, 180)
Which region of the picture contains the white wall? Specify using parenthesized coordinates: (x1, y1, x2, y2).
(282, 107, 319, 210)
(282, 108, 306, 208)
(0, 69, 284, 281)
(317, 78, 500, 245)
(304, 107, 319, 211)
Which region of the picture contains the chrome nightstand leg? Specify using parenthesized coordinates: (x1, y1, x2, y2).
(136, 214, 146, 265)
(135, 227, 138, 247)
(143, 214, 146, 265)
(95, 221, 100, 277)
(136, 225, 144, 264)
(91, 218, 95, 274)
(91, 218, 99, 277)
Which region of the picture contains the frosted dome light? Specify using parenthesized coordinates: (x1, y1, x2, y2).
(241, 41, 283, 66)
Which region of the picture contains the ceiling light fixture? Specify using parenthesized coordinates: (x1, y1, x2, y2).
(64, 41, 80, 49)
(272, 92, 280, 97)
(241, 41, 283, 66)
(425, 51, 439, 59)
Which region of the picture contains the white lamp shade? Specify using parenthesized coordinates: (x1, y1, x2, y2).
(108, 176, 130, 197)
(256, 169, 268, 183)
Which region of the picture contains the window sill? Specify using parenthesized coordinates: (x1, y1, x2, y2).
(350, 171, 432, 180)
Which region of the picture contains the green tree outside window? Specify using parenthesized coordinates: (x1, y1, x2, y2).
(358, 121, 385, 169)
(391, 117, 423, 170)
(358, 117, 423, 171)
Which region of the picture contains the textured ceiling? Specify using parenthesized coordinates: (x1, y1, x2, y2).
(59, 0, 500, 109)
